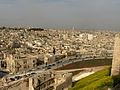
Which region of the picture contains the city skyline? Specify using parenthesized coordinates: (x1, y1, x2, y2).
(0, 0, 120, 30)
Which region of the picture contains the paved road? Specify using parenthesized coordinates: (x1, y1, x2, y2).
(6, 56, 112, 79)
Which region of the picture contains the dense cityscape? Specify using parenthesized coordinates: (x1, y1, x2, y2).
(0, 27, 118, 90)
(1, 0, 120, 90)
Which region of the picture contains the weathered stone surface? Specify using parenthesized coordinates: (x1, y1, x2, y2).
(111, 34, 120, 76)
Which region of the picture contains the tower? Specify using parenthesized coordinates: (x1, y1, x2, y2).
(111, 34, 120, 76)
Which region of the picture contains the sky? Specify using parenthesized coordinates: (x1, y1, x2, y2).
(0, 0, 120, 30)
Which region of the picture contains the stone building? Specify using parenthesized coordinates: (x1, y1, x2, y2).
(0, 53, 7, 69)
(44, 53, 55, 64)
(5, 54, 37, 73)
(55, 72, 72, 90)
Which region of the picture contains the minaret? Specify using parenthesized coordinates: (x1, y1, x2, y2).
(29, 77, 34, 90)
(53, 47, 56, 55)
(111, 34, 120, 76)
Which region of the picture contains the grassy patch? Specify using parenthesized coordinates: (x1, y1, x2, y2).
(70, 67, 113, 90)
(80, 76, 113, 90)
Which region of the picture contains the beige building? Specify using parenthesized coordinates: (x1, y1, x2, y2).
(44, 53, 55, 64)
(55, 72, 72, 90)
(5, 54, 37, 73)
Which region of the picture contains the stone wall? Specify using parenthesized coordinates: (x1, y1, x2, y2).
(111, 34, 120, 76)
(0, 78, 29, 90)
(55, 72, 72, 90)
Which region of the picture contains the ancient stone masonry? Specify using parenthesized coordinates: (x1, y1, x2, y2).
(111, 34, 120, 76)
(0, 70, 72, 90)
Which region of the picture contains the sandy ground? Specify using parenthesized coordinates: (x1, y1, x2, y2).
(72, 71, 95, 82)
(72, 66, 109, 82)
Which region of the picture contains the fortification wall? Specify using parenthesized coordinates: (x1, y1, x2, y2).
(111, 34, 120, 76)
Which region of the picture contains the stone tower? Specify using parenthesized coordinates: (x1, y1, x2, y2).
(111, 34, 120, 76)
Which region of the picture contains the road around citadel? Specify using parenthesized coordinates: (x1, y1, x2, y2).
(7, 55, 112, 79)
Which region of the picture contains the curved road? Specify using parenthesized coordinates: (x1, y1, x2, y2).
(6, 56, 112, 79)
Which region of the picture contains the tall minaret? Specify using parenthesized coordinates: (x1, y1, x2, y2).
(111, 34, 120, 76)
